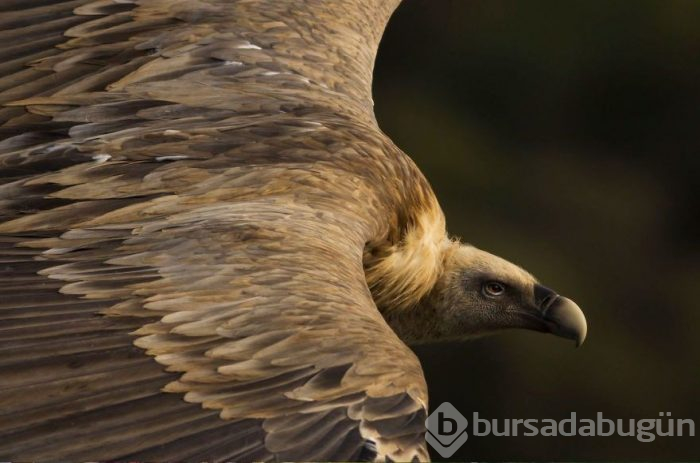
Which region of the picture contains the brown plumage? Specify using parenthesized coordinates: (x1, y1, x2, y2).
(0, 1, 586, 461)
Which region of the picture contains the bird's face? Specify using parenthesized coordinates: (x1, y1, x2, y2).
(427, 245, 587, 345)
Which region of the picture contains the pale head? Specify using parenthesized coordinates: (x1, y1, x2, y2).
(381, 243, 587, 346)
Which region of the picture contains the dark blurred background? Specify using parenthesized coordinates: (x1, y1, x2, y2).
(373, 0, 699, 460)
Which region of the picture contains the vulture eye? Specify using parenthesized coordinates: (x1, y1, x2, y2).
(482, 281, 506, 297)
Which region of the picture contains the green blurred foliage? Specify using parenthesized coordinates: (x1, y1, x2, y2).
(373, 0, 699, 459)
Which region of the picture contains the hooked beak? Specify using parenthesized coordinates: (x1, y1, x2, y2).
(535, 284, 587, 347)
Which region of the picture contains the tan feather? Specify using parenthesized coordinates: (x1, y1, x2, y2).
(0, 0, 438, 461)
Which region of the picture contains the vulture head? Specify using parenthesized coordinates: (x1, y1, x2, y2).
(427, 245, 587, 345)
(374, 229, 587, 347)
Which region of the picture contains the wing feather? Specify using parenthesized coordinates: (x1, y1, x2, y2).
(0, 0, 432, 461)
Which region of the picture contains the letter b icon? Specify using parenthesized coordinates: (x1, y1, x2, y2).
(438, 412, 458, 435)
(425, 402, 469, 458)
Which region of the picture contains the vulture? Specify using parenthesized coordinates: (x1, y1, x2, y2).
(0, 0, 587, 461)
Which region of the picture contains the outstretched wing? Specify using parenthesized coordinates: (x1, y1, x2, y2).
(0, 0, 431, 461)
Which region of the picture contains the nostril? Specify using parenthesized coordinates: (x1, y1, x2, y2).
(534, 283, 558, 309)
(540, 294, 558, 313)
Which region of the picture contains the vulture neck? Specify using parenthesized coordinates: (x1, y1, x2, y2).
(365, 200, 456, 315)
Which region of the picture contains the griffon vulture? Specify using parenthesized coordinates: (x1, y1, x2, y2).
(0, 0, 587, 461)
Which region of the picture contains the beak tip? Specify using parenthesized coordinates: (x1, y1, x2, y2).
(543, 295, 587, 347)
